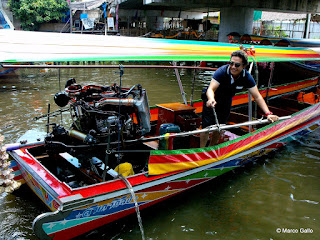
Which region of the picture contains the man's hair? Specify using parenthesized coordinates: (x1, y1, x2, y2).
(231, 50, 248, 66)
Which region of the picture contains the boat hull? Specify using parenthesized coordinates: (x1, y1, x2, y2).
(9, 103, 320, 239)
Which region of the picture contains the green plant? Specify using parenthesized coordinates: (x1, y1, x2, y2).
(264, 25, 288, 38)
(9, 0, 69, 30)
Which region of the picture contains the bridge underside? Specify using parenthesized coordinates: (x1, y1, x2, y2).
(119, 0, 320, 13)
(147, 0, 320, 13)
(117, 0, 319, 42)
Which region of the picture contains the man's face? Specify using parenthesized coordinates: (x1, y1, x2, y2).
(229, 56, 245, 77)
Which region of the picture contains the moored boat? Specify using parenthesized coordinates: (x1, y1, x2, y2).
(4, 75, 320, 239)
(1, 30, 320, 239)
(0, 63, 19, 77)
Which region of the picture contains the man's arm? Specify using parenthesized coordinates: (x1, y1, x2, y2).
(206, 78, 220, 108)
(248, 86, 279, 122)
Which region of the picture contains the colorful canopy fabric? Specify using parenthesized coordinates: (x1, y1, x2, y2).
(251, 34, 320, 48)
(1, 30, 320, 63)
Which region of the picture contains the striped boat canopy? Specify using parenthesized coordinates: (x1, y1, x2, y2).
(1, 30, 320, 63)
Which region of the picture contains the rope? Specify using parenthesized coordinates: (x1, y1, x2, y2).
(119, 175, 145, 240)
(116, 65, 124, 173)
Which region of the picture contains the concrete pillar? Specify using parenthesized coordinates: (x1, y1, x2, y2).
(303, 13, 311, 39)
(218, 7, 254, 43)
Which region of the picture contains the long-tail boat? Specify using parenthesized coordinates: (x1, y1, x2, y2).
(257, 36, 320, 85)
(1, 30, 320, 240)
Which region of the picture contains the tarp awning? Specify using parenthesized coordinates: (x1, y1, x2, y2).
(0, 8, 14, 29)
(70, 0, 106, 11)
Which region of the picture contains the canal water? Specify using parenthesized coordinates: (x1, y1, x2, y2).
(0, 66, 319, 240)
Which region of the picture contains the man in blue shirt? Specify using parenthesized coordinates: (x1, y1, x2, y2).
(201, 50, 279, 147)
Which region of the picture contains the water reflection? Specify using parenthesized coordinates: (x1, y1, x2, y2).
(0, 67, 319, 240)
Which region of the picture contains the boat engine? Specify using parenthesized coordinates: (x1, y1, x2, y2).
(50, 81, 151, 145)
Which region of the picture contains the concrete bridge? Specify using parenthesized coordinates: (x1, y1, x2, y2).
(115, 0, 320, 42)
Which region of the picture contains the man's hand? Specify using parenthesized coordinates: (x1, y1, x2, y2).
(267, 114, 279, 122)
(206, 99, 216, 108)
